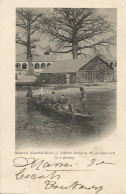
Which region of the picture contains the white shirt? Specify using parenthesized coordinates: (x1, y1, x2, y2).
(39, 87, 44, 95)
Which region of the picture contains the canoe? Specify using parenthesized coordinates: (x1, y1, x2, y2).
(33, 100, 94, 122)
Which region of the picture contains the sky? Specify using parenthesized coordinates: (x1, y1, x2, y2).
(16, 8, 117, 60)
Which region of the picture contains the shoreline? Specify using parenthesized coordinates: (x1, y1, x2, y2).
(16, 83, 117, 97)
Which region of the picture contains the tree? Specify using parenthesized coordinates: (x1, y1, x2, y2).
(40, 8, 116, 59)
(16, 9, 43, 75)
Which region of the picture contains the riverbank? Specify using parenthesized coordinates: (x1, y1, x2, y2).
(16, 81, 117, 96)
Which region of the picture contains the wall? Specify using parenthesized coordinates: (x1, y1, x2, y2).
(76, 56, 114, 83)
(39, 73, 67, 84)
(15, 61, 54, 78)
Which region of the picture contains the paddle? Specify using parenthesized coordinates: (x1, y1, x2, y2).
(70, 101, 80, 124)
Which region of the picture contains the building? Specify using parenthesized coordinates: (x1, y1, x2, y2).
(39, 54, 117, 84)
(15, 54, 55, 80)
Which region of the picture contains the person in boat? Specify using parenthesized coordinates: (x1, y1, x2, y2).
(26, 86, 32, 97)
(77, 87, 87, 114)
(58, 95, 70, 108)
(50, 91, 57, 105)
(56, 94, 71, 112)
(58, 94, 67, 104)
(42, 96, 50, 105)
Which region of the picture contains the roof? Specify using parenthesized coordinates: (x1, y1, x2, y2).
(16, 54, 55, 62)
(41, 54, 98, 74)
(98, 54, 117, 63)
(41, 53, 117, 74)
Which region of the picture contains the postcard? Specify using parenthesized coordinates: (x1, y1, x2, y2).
(0, 0, 126, 194)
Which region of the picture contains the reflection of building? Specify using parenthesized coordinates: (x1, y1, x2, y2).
(40, 54, 117, 84)
(16, 54, 55, 79)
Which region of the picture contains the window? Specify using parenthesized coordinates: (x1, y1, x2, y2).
(16, 63, 21, 68)
(22, 63, 27, 69)
(47, 63, 51, 67)
(41, 63, 45, 69)
(35, 63, 40, 69)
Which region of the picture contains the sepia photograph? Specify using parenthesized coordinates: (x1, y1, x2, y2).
(1, 1, 126, 194)
(15, 8, 117, 150)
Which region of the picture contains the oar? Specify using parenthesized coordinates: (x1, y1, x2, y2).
(70, 101, 80, 124)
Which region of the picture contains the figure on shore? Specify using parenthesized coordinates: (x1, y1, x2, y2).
(77, 87, 87, 114)
(26, 85, 33, 109)
(26, 85, 32, 97)
(39, 86, 44, 100)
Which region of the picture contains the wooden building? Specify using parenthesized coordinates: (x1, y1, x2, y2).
(40, 54, 117, 84)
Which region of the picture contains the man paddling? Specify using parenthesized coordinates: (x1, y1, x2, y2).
(77, 87, 87, 114)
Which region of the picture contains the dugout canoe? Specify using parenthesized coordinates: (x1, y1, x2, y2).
(33, 100, 94, 122)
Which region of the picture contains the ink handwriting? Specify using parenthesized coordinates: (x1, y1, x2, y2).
(13, 157, 116, 193)
(87, 158, 116, 166)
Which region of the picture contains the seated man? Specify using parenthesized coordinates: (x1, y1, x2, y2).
(58, 94, 67, 104)
(49, 91, 57, 105)
(57, 95, 70, 112)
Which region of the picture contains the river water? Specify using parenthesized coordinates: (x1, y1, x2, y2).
(16, 88, 116, 150)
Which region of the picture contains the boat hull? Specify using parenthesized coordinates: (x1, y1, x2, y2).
(34, 101, 94, 122)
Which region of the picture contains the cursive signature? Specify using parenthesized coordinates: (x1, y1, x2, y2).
(13, 157, 72, 170)
(44, 180, 103, 194)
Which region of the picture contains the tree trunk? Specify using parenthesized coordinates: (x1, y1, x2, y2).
(72, 34, 78, 59)
(27, 56, 34, 75)
(27, 26, 35, 76)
